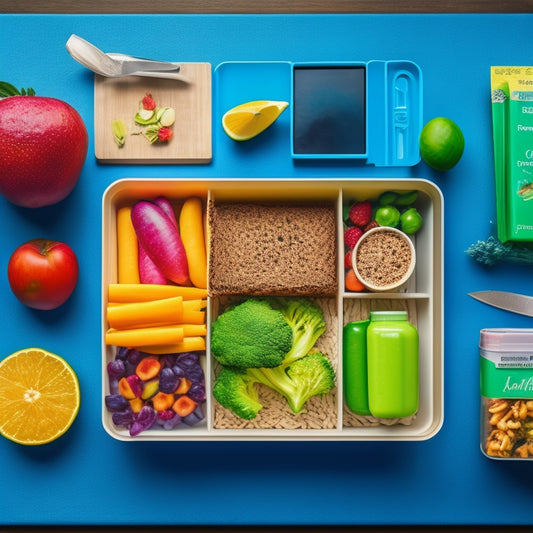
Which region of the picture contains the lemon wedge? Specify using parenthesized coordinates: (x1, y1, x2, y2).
(222, 100, 289, 141)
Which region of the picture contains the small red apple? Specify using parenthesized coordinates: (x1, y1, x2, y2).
(7, 239, 79, 310)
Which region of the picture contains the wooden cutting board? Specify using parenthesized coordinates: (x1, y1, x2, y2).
(94, 62, 212, 164)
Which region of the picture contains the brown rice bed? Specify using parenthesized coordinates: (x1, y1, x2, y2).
(213, 297, 338, 430)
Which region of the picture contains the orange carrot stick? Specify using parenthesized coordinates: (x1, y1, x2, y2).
(108, 283, 208, 303)
(117, 206, 140, 284)
(106, 298, 206, 329)
(139, 336, 206, 355)
(179, 197, 207, 289)
(107, 296, 184, 329)
(105, 325, 184, 347)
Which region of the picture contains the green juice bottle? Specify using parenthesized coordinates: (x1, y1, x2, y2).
(367, 311, 419, 418)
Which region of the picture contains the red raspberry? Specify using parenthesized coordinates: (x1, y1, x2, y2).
(364, 220, 380, 232)
(348, 200, 372, 227)
(344, 226, 363, 249)
(142, 93, 157, 110)
(344, 250, 353, 269)
(157, 127, 173, 142)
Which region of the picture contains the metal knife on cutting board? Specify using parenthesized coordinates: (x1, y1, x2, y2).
(469, 290, 533, 317)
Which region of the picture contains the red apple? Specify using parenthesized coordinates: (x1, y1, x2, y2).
(7, 239, 79, 310)
(0, 95, 88, 208)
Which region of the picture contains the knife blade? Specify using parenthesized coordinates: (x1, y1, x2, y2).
(469, 290, 533, 317)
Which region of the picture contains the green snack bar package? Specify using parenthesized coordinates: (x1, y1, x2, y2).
(491, 67, 533, 243)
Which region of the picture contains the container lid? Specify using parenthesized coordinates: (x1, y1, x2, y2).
(370, 311, 408, 321)
(480, 328, 533, 351)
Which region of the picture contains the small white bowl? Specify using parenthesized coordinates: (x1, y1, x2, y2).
(351, 226, 416, 292)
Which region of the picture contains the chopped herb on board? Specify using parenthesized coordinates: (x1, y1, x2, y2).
(113, 92, 176, 148)
(111, 120, 127, 148)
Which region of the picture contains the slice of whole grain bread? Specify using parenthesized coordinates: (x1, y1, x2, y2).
(208, 201, 337, 296)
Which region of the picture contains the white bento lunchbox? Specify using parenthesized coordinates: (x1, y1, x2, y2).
(102, 178, 443, 442)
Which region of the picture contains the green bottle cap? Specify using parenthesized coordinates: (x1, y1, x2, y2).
(369, 310, 408, 321)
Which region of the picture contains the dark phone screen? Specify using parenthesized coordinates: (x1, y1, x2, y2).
(293, 66, 366, 155)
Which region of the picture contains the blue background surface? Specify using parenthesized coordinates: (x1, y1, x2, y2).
(1, 13, 533, 526)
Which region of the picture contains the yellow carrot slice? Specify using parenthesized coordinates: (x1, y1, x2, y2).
(129, 398, 144, 413)
(182, 311, 205, 325)
(179, 197, 207, 289)
(107, 296, 184, 330)
(140, 336, 206, 355)
(182, 299, 207, 324)
(108, 283, 208, 303)
(117, 206, 140, 284)
(183, 299, 207, 311)
(182, 324, 207, 337)
(105, 325, 184, 347)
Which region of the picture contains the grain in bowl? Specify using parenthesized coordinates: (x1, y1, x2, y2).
(352, 226, 415, 292)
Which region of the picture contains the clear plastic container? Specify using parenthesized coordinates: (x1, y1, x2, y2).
(480, 328, 533, 459)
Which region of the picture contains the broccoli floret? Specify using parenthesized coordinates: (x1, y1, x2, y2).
(213, 366, 263, 420)
(248, 351, 336, 414)
(211, 298, 293, 369)
(211, 297, 335, 420)
(272, 298, 327, 366)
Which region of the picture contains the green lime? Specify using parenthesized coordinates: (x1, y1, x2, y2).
(419, 117, 465, 171)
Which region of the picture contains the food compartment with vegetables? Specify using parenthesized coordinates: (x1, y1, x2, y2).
(102, 178, 442, 441)
(210, 296, 339, 434)
(102, 180, 212, 440)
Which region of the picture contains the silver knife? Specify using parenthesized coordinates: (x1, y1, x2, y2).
(469, 290, 533, 317)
